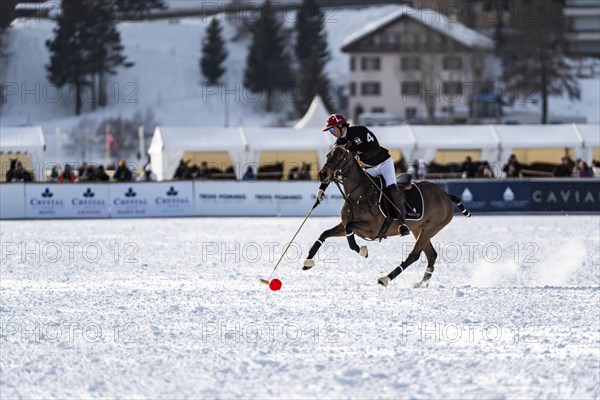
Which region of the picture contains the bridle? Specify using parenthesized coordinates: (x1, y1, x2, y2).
(322, 145, 353, 182)
(322, 146, 368, 206)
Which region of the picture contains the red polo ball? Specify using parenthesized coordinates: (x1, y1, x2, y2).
(269, 279, 282, 291)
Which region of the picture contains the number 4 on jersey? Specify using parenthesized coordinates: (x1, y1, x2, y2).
(367, 133, 375, 142)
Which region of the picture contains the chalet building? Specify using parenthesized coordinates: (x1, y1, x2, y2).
(564, 0, 600, 57)
(341, 6, 498, 124)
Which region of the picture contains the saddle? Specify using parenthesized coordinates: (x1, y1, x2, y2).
(370, 173, 424, 240)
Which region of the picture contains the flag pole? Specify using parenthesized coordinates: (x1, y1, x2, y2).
(105, 125, 111, 167)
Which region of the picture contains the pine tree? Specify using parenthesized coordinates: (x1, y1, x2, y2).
(46, 0, 133, 114)
(200, 18, 228, 86)
(46, 1, 92, 115)
(87, 1, 133, 107)
(501, 0, 579, 124)
(295, 49, 332, 116)
(294, 0, 331, 116)
(295, 0, 329, 67)
(244, 0, 294, 112)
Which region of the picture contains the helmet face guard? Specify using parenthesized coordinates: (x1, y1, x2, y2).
(323, 114, 347, 131)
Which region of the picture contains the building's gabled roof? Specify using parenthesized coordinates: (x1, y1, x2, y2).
(342, 5, 494, 52)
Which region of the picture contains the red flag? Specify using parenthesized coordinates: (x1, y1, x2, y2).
(106, 126, 116, 149)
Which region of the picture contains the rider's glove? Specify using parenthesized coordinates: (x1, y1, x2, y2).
(316, 189, 325, 203)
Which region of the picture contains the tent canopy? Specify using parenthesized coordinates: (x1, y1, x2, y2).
(148, 127, 245, 153)
(149, 124, 600, 180)
(412, 125, 499, 149)
(577, 124, 600, 148)
(244, 127, 331, 152)
(294, 96, 330, 129)
(494, 125, 582, 148)
(0, 126, 46, 153)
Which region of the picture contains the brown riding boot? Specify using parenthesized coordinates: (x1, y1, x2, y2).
(388, 184, 410, 236)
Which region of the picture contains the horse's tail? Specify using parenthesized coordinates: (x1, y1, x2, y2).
(448, 194, 471, 217)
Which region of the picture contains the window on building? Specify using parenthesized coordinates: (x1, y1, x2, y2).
(349, 82, 356, 96)
(443, 56, 462, 70)
(361, 57, 381, 71)
(401, 81, 422, 96)
(350, 57, 356, 71)
(443, 82, 463, 99)
(361, 82, 381, 96)
(371, 107, 385, 113)
(405, 107, 417, 120)
(401, 56, 421, 71)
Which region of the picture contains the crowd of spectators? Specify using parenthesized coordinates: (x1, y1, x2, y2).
(4, 155, 600, 184)
(553, 156, 595, 178)
(171, 159, 314, 181)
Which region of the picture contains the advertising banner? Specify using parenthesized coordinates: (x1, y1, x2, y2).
(25, 184, 109, 218)
(444, 180, 531, 212)
(194, 182, 344, 217)
(0, 184, 25, 219)
(109, 182, 195, 218)
(530, 180, 600, 212)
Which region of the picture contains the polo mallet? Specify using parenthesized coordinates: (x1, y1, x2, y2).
(259, 200, 320, 286)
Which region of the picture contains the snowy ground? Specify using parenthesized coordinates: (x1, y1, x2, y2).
(1, 215, 599, 398)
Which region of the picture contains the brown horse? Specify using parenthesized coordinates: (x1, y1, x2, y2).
(303, 144, 471, 287)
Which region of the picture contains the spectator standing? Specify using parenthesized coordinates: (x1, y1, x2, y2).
(49, 166, 60, 182)
(8, 160, 33, 182)
(96, 165, 110, 181)
(476, 161, 495, 178)
(574, 159, 592, 177)
(242, 166, 256, 181)
(197, 161, 212, 180)
(58, 164, 76, 183)
(503, 154, 522, 178)
(5, 159, 17, 181)
(553, 157, 573, 177)
(461, 156, 477, 178)
(173, 159, 189, 180)
(114, 160, 133, 182)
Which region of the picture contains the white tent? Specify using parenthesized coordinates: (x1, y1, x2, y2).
(294, 96, 330, 129)
(148, 127, 247, 180)
(243, 127, 333, 167)
(0, 126, 46, 180)
(494, 124, 584, 163)
(149, 124, 600, 180)
(369, 125, 417, 161)
(410, 125, 500, 162)
(575, 124, 600, 164)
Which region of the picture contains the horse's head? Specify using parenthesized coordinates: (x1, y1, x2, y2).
(319, 143, 354, 184)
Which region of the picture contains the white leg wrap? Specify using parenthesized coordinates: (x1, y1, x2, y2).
(359, 246, 368, 258)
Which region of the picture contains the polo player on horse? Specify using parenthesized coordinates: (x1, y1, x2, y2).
(316, 114, 410, 237)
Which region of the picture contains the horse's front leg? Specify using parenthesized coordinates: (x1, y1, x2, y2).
(303, 223, 345, 270)
(345, 222, 368, 258)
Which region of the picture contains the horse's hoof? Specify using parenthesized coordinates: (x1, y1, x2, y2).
(359, 246, 368, 258)
(377, 276, 390, 287)
(414, 280, 429, 288)
(303, 259, 315, 270)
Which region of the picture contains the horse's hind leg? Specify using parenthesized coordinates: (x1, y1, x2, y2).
(414, 240, 437, 288)
(303, 222, 345, 270)
(378, 231, 426, 287)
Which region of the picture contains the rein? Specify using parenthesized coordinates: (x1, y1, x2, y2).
(324, 148, 374, 209)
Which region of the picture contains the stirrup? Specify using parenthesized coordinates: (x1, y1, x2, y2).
(399, 223, 410, 237)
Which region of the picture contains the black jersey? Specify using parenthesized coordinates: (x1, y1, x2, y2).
(336, 126, 390, 166)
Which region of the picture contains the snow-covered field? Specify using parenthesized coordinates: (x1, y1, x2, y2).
(1, 215, 599, 398)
